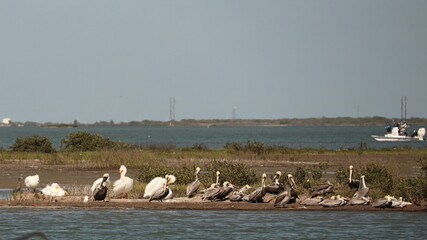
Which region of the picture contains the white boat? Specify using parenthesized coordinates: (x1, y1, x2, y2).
(372, 127, 425, 142)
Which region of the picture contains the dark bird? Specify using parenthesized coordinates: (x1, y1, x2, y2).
(265, 171, 284, 194)
(93, 173, 109, 201)
(200, 171, 220, 194)
(310, 180, 334, 197)
(13, 176, 24, 193)
(320, 195, 347, 207)
(229, 185, 251, 202)
(371, 195, 392, 209)
(274, 174, 298, 208)
(348, 165, 360, 189)
(186, 167, 201, 198)
(246, 173, 267, 203)
(300, 196, 323, 206)
(202, 181, 234, 201)
(351, 175, 369, 200)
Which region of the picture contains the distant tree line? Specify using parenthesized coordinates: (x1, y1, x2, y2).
(7, 116, 427, 127)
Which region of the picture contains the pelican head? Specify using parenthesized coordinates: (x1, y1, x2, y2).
(223, 181, 234, 188)
(119, 165, 127, 175)
(195, 167, 201, 174)
(167, 175, 177, 184)
(349, 165, 353, 169)
(216, 171, 220, 176)
(262, 173, 267, 179)
(102, 173, 110, 181)
(287, 174, 297, 188)
(276, 171, 282, 176)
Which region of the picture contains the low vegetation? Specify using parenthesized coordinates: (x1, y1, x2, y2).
(1, 132, 427, 203)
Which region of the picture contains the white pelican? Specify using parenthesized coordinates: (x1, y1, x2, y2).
(144, 174, 176, 198)
(149, 180, 170, 202)
(24, 175, 39, 192)
(112, 165, 134, 199)
(41, 183, 68, 197)
(91, 173, 110, 194)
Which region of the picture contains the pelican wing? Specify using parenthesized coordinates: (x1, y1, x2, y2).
(186, 179, 201, 197)
(144, 177, 166, 198)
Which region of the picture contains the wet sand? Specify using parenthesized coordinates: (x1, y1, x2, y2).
(1, 194, 426, 211)
(1, 199, 426, 211)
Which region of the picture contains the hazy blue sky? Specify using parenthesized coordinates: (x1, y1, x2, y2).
(1, 1, 427, 123)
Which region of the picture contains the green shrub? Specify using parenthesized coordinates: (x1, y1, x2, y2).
(293, 166, 308, 185)
(202, 160, 257, 187)
(335, 166, 348, 185)
(309, 162, 329, 181)
(224, 142, 243, 151)
(245, 140, 267, 155)
(60, 131, 135, 152)
(361, 163, 393, 194)
(393, 177, 426, 204)
(10, 136, 55, 153)
(191, 143, 208, 151)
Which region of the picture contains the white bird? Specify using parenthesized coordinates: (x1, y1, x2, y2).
(91, 173, 111, 194)
(113, 165, 134, 199)
(41, 183, 68, 197)
(144, 174, 176, 198)
(24, 175, 39, 192)
(83, 195, 89, 203)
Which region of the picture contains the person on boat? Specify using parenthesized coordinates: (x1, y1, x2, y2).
(411, 130, 418, 138)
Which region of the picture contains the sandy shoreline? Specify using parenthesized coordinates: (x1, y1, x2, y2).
(1, 198, 426, 211)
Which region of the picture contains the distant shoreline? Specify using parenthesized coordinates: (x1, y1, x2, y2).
(6, 116, 427, 127)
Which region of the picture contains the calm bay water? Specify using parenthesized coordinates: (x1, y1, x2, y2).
(0, 209, 426, 240)
(0, 125, 426, 149)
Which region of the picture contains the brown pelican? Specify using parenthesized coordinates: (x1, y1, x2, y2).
(246, 173, 267, 203)
(24, 174, 39, 192)
(229, 185, 251, 202)
(91, 173, 110, 195)
(371, 195, 392, 208)
(300, 196, 323, 206)
(13, 176, 24, 193)
(391, 197, 412, 208)
(186, 167, 201, 198)
(320, 195, 347, 207)
(144, 174, 176, 198)
(200, 171, 221, 193)
(274, 174, 298, 208)
(351, 175, 369, 200)
(113, 165, 134, 199)
(265, 171, 284, 194)
(202, 181, 234, 201)
(348, 165, 360, 189)
(149, 179, 170, 202)
(349, 196, 371, 205)
(93, 174, 109, 201)
(310, 180, 334, 197)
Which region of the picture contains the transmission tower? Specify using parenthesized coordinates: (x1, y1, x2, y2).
(169, 97, 175, 126)
(401, 96, 407, 122)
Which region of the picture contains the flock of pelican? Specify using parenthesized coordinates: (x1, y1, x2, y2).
(16, 164, 412, 209)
